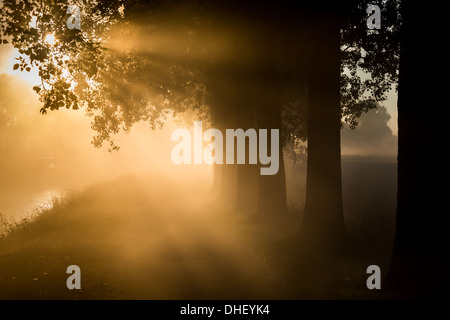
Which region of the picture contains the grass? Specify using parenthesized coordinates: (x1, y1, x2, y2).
(0, 190, 77, 242)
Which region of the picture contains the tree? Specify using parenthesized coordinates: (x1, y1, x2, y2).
(297, 0, 400, 249)
(385, 0, 449, 298)
(0, 1, 286, 223)
(0, 0, 210, 151)
(205, 1, 298, 218)
(1, 0, 400, 231)
(282, 100, 308, 180)
(298, 5, 346, 247)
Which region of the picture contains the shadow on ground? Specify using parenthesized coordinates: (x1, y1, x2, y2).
(0, 171, 393, 300)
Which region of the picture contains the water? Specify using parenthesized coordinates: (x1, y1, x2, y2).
(0, 155, 76, 223)
(0, 188, 61, 221)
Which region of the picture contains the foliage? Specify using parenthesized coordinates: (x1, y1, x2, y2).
(280, 0, 400, 150)
(0, 0, 209, 150)
(0, 0, 124, 149)
(340, 0, 401, 128)
(281, 96, 307, 166)
(1, 0, 400, 151)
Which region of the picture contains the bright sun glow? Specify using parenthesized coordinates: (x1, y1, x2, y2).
(44, 34, 57, 46)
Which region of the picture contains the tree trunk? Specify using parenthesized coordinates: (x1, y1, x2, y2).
(299, 11, 346, 248)
(385, 1, 449, 298)
(209, 65, 238, 205)
(255, 72, 288, 219)
(234, 69, 260, 214)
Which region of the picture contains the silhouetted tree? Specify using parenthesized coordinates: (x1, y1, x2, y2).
(0, 0, 210, 151)
(298, 0, 400, 249)
(1, 0, 400, 231)
(1, 0, 292, 217)
(385, 0, 449, 298)
(298, 5, 346, 247)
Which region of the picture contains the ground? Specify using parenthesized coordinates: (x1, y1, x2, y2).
(0, 172, 393, 300)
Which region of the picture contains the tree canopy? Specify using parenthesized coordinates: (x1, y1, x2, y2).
(1, 0, 400, 151)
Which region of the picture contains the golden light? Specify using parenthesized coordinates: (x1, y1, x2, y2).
(44, 33, 57, 46)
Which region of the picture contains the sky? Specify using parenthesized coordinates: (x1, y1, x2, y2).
(384, 89, 398, 135)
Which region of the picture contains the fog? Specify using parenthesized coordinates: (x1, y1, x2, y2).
(0, 1, 401, 300)
(341, 105, 397, 157)
(0, 65, 211, 220)
(0, 61, 289, 298)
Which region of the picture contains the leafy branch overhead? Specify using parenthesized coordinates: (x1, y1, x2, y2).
(0, 1, 119, 148)
(1, 0, 399, 151)
(1, 0, 213, 151)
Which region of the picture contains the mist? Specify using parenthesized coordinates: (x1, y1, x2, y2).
(341, 105, 397, 157)
(1, 0, 426, 301)
(0, 71, 211, 220)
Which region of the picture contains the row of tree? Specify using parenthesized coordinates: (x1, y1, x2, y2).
(0, 0, 397, 251)
(2, 0, 446, 297)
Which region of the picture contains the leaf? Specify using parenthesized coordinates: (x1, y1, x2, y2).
(25, 67, 31, 72)
(2, 39, 8, 44)
(13, 64, 19, 70)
